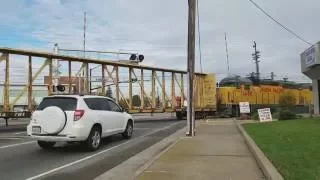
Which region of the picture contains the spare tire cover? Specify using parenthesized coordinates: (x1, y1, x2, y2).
(38, 106, 66, 134)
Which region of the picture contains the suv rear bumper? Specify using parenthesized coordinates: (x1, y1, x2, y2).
(27, 124, 89, 142)
(28, 135, 87, 142)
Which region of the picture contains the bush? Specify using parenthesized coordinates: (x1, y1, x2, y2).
(252, 112, 259, 120)
(279, 92, 296, 110)
(279, 109, 297, 120)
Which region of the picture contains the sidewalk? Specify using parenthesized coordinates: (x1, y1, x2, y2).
(138, 120, 266, 180)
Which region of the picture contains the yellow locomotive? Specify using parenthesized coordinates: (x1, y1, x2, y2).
(216, 75, 312, 116)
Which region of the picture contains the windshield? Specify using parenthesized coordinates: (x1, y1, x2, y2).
(37, 97, 77, 111)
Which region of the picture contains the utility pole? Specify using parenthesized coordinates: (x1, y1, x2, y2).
(187, 0, 196, 137)
(252, 41, 260, 84)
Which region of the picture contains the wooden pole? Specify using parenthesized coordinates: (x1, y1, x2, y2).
(187, 0, 196, 136)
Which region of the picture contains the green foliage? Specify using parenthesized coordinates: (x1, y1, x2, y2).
(132, 95, 141, 107)
(251, 112, 259, 120)
(278, 92, 297, 120)
(279, 109, 297, 120)
(279, 92, 296, 110)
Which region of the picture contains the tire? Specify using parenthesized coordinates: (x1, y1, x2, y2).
(84, 127, 101, 151)
(38, 141, 55, 149)
(122, 122, 133, 139)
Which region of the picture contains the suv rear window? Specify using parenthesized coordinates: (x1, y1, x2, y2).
(37, 97, 77, 111)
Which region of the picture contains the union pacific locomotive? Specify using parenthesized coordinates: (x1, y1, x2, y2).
(217, 75, 312, 116)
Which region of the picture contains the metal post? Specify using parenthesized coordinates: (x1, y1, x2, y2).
(115, 66, 120, 103)
(4, 53, 9, 112)
(68, 61, 72, 94)
(187, 0, 196, 136)
(48, 59, 53, 95)
(102, 65, 106, 95)
(89, 68, 92, 94)
(181, 73, 184, 106)
(28, 56, 32, 111)
(162, 71, 166, 110)
(172, 72, 176, 110)
(129, 67, 133, 110)
(141, 69, 145, 109)
(84, 63, 89, 94)
(152, 70, 156, 109)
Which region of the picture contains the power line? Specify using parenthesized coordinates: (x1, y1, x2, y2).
(247, 0, 312, 46)
(224, 32, 230, 75)
(196, 0, 203, 73)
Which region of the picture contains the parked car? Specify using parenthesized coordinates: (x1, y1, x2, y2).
(27, 95, 134, 151)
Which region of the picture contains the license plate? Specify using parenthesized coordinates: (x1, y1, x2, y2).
(32, 126, 41, 134)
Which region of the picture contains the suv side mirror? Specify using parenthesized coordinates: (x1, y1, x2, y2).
(121, 107, 128, 113)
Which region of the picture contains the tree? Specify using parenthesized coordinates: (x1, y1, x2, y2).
(106, 86, 113, 98)
(132, 95, 141, 107)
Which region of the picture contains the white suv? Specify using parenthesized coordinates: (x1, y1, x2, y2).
(27, 95, 134, 151)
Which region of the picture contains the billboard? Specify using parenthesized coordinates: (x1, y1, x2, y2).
(301, 42, 320, 71)
(301, 41, 320, 79)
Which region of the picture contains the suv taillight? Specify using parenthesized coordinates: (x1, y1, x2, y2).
(74, 110, 85, 121)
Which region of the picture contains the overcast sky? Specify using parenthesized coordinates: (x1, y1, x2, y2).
(0, 0, 319, 83)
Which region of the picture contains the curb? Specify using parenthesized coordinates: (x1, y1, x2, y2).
(234, 120, 284, 180)
(94, 125, 187, 180)
(134, 118, 178, 123)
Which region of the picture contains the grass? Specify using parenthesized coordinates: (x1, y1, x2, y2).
(244, 119, 320, 180)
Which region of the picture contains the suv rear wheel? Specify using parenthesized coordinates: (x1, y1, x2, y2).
(84, 127, 101, 151)
(38, 141, 56, 149)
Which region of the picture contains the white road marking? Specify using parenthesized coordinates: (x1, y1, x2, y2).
(0, 141, 36, 149)
(134, 128, 154, 130)
(0, 137, 21, 140)
(26, 122, 182, 180)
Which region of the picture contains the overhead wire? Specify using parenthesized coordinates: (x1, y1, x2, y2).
(196, 0, 203, 73)
(247, 0, 312, 46)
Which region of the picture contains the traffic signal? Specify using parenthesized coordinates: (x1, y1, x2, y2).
(129, 54, 144, 62)
(56, 85, 66, 92)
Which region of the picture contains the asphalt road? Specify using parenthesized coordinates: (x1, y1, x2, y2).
(0, 120, 185, 180)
